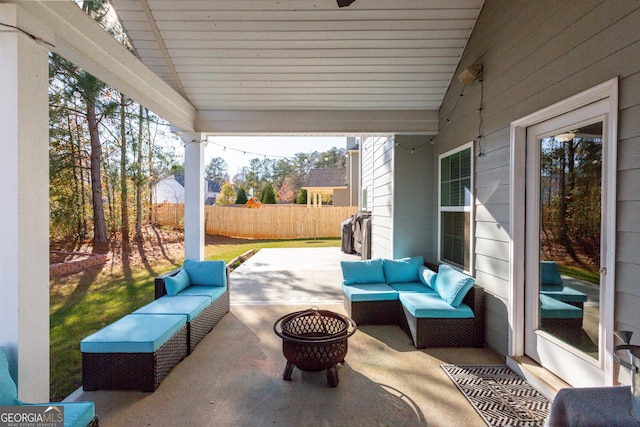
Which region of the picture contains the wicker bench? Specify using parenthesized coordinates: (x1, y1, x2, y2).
(342, 258, 484, 349)
(81, 314, 188, 392)
(80, 259, 229, 392)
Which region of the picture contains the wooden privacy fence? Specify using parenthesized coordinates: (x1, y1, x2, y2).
(152, 203, 358, 239)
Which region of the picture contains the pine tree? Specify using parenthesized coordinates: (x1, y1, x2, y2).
(235, 187, 248, 204)
(261, 183, 277, 204)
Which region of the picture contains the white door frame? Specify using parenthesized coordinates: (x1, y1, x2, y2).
(508, 78, 618, 385)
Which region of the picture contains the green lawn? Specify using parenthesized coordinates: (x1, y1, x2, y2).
(49, 237, 339, 401)
(557, 263, 600, 285)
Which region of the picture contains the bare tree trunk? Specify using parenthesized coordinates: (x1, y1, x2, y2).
(87, 99, 108, 243)
(147, 109, 154, 224)
(120, 93, 130, 242)
(67, 116, 84, 239)
(103, 154, 116, 238)
(135, 104, 144, 240)
(74, 107, 89, 239)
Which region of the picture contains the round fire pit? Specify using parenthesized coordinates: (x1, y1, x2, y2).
(273, 308, 357, 387)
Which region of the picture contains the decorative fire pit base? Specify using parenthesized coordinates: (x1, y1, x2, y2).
(273, 308, 357, 387)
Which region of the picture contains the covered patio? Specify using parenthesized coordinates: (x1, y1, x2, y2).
(72, 247, 503, 426)
(2, 0, 640, 417)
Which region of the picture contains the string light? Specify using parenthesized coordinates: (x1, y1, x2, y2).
(429, 83, 467, 145)
(476, 78, 485, 157)
(207, 139, 291, 160)
(0, 22, 56, 48)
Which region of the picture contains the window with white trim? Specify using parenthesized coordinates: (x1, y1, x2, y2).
(439, 143, 473, 271)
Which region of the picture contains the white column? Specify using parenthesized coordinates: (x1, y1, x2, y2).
(0, 4, 51, 401)
(183, 133, 205, 260)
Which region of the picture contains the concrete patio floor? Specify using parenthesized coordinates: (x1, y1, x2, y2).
(72, 247, 504, 426)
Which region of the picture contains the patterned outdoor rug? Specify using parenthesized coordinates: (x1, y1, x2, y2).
(441, 364, 551, 427)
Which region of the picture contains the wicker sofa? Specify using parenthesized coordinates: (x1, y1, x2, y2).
(81, 259, 229, 392)
(0, 347, 98, 427)
(341, 257, 484, 348)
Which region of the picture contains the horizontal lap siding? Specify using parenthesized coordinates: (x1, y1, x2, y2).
(371, 138, 394, 259)
(393, 135, 435, 259)
(432, 0, 640, 354)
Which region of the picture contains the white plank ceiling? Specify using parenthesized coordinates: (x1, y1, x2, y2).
(109, 0, 484, 114)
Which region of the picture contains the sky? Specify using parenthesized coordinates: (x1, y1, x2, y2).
(204, 136, 348, 176)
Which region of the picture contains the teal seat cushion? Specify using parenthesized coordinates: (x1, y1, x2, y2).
(389, 281, 436, 294)
(134, 295, 210, 321)
(184, 259, 227, 287)
(434, 264, 475, 307)
(25, 402, 95, 427)
(60, 402, 95, 427)
(540, 294, 583, 319)
(540, 261, 563, 291)
(399, 292, 474, 318)
(540, 286, 588, 303)
(0, 347, 20, 406)
(383, 256, 424, 284)
(177, 285, 227, 302)
(418, 266, 437, 289)
(81, 314, 186, 353)
(3, 348, 95, 427)
(165, 268, 191, 296)
(342, 283, 398, 302)
(341, 258, 385, 285)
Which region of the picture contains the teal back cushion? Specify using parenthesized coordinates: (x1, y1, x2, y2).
(165, 268, 191, 296)
(418, 266, 437, 289)
(383, 256, 424, 283)
(540, 261, 563, 290)
(184, 259, 227, 287)
(435, 264, 475, 307)
(341, 259, 385, 285)
(0, 347, 20, 406)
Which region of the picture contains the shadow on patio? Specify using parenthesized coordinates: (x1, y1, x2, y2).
(72, 248, 503, 426)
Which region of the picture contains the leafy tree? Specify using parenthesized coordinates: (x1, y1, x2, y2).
(261, 183, 277, 204)
(278, 177, 296, 203)
(216, 182, 236, 205)
(272, 158, 294, 190)
(235, 187, 249, 204)
(296, 189, 308, 204)
(205, 157, 228, 185)
(315, 147, 347, 169)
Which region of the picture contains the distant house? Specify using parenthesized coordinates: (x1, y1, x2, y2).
(153, 175, 221, 205)
(205, 180, 221, 205)
(302, 138, 360, 207)
(153, 175, 185, 204)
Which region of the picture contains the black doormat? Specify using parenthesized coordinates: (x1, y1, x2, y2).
(441, 364, 551, 427)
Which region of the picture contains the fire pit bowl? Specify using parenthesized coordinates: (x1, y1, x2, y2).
(273, 308, 357, 387)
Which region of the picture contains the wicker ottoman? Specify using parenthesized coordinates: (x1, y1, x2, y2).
(398, 292, 476, 348)
(81, 314, 188, 392)
(342, 283, 399, 325)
